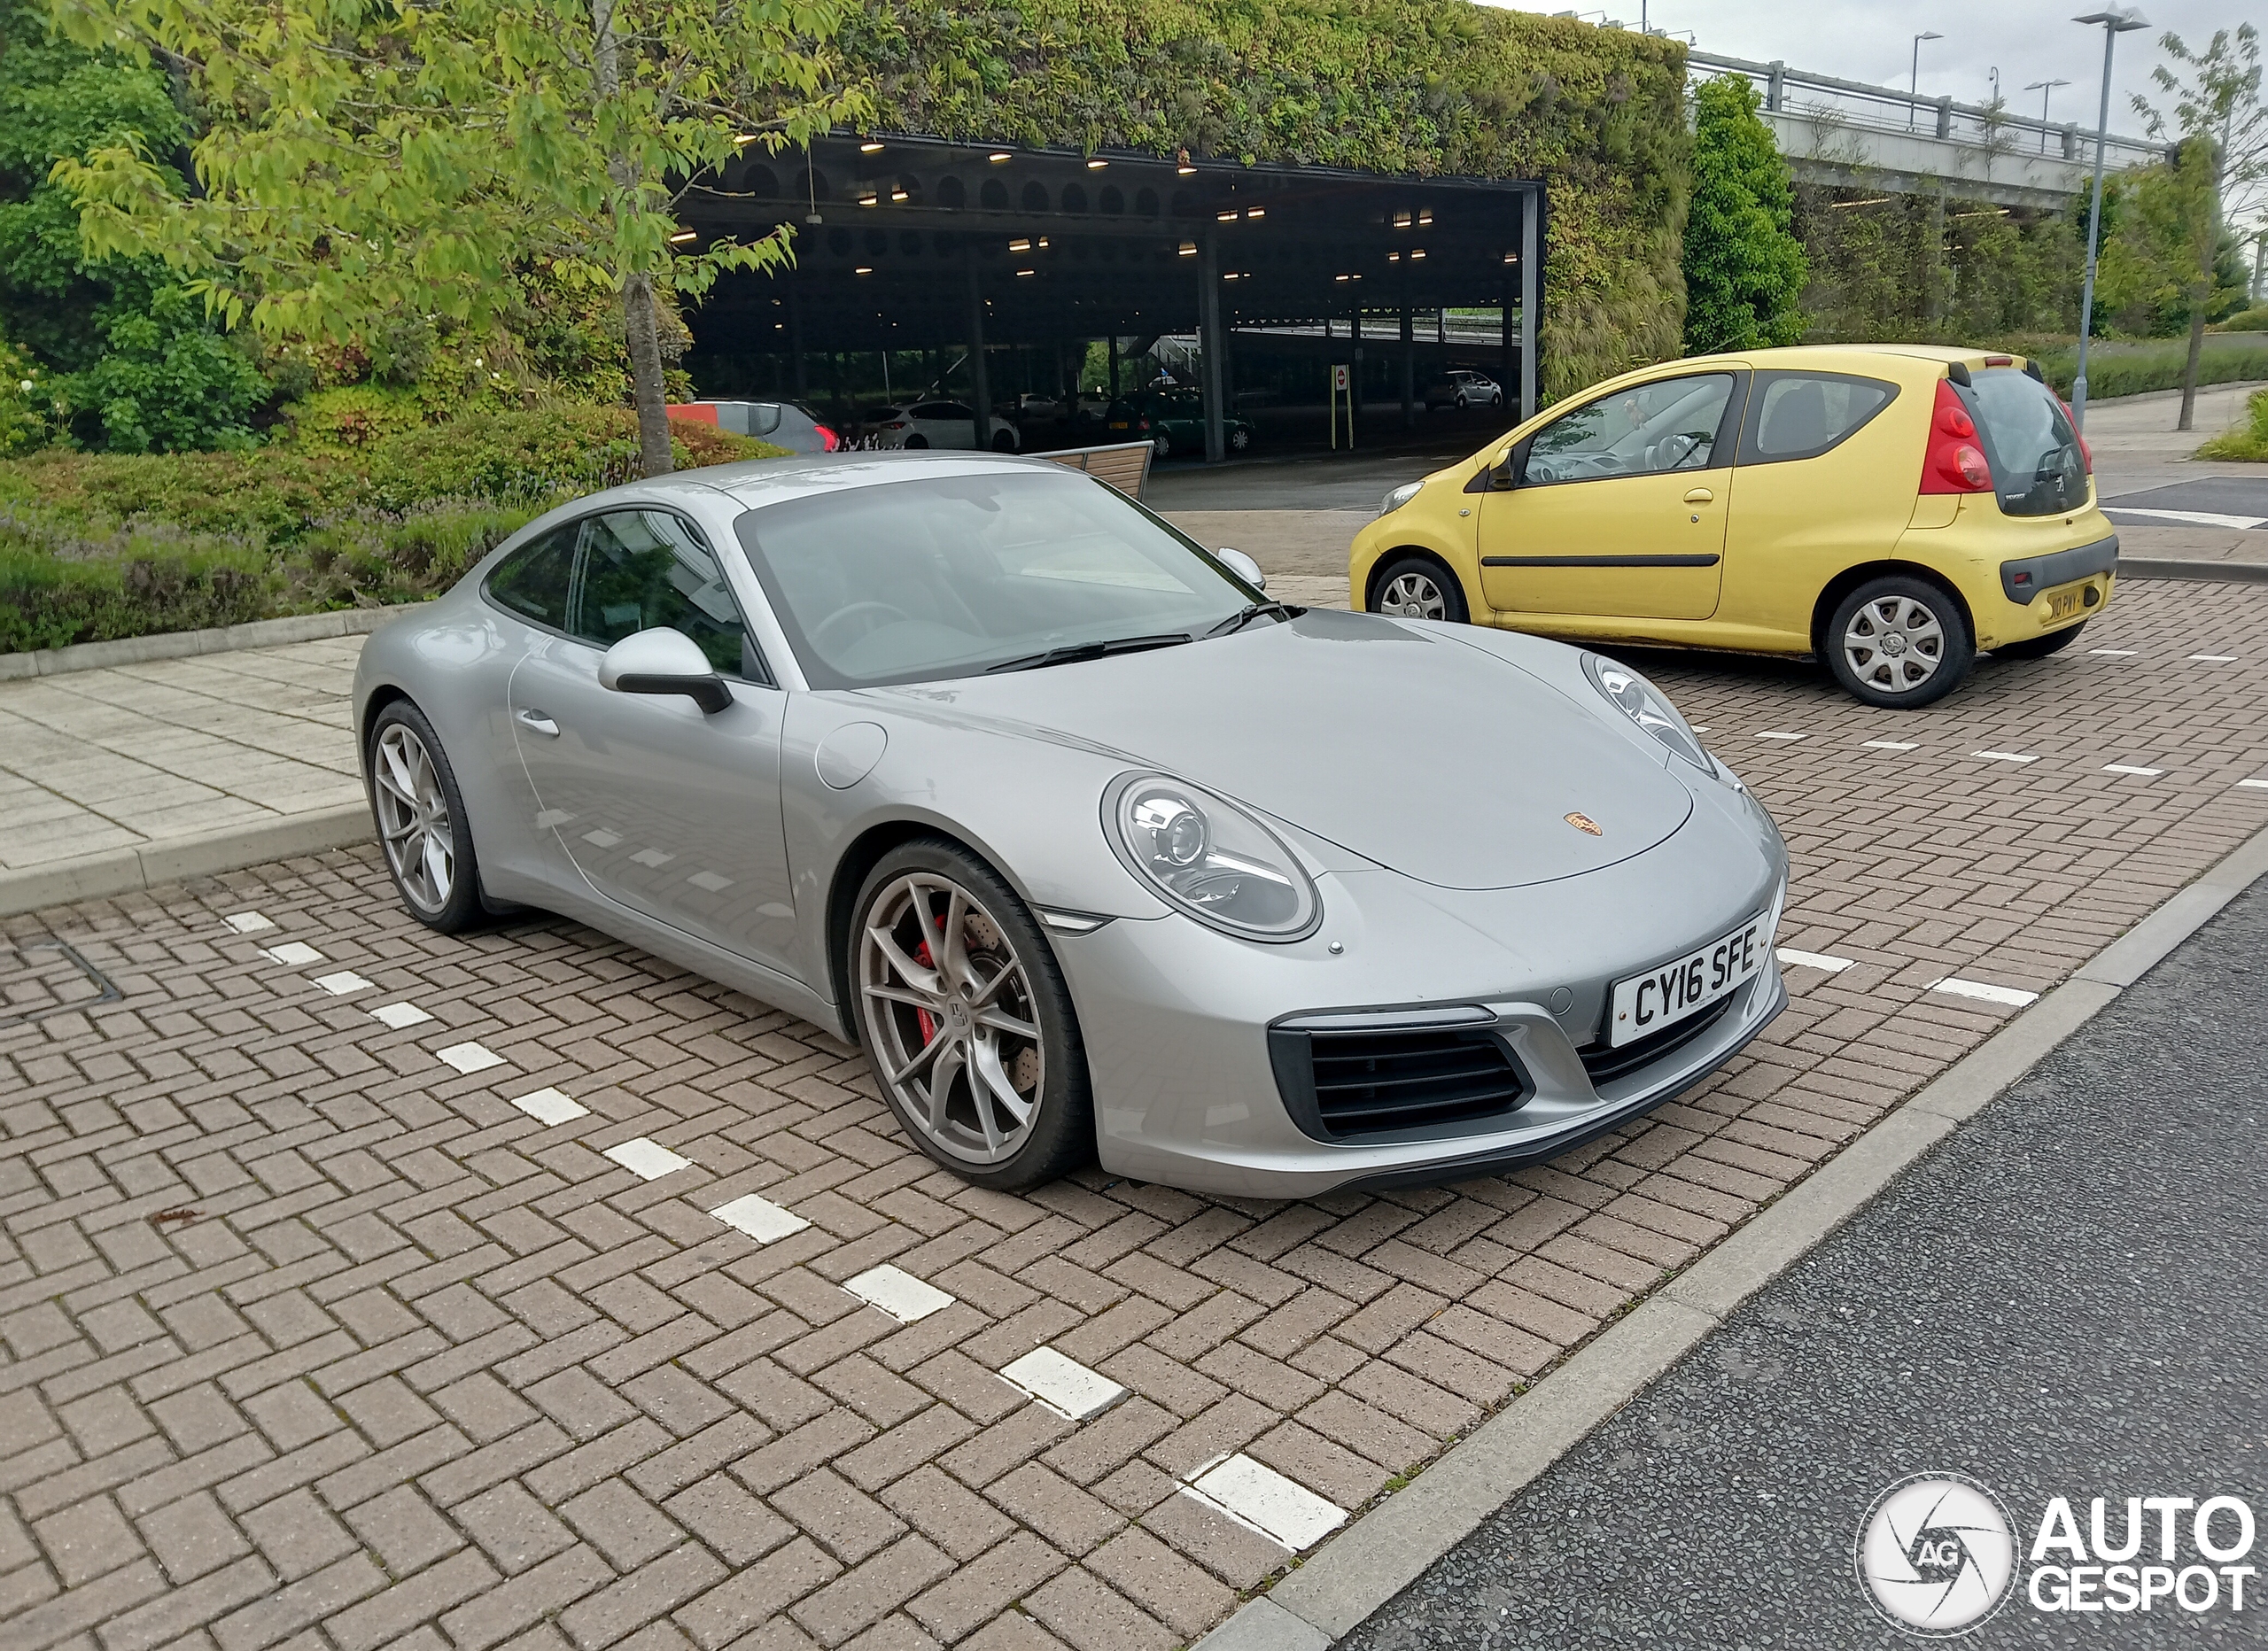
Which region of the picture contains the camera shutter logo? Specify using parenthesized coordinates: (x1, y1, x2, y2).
(1854, 1473, 2017, 1638)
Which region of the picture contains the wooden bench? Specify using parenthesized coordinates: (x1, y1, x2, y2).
(1038, 439, 1155, 500)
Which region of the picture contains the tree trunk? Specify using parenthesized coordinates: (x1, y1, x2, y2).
(592, 0, 670, 476)
(624, 272, 672, 477)
(2177, 301, 2206, 432)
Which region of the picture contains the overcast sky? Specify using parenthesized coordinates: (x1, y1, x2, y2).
(1487, 2, 2246, 140)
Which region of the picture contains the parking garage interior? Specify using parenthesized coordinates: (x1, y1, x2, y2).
(680, 135, 1543, 462)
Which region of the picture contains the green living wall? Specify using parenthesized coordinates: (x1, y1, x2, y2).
(1791, 187, 2085, 345)
(828, 0, 1690, 399)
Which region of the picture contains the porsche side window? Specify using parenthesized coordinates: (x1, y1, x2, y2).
(1738, 372, 1897, 466)
(571, 511, 758, 678)
(484, 524, 580, 631)
(1523, 374, 1735, 486)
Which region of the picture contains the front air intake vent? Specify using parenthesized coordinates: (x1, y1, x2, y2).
(1270, 1021, 1529, 1143)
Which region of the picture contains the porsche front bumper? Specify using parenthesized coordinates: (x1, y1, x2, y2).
(1052, 805, 1789, 1199)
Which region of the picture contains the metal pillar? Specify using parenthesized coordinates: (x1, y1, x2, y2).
(1200, 234, 1227, 463)
(966, 258, 991, 451)
(1400, 306, 1415, 430)
(2073, 16, 2130, 431)
(1766, 60, 1786, 112)
(1518, 188, 1541, 423)
(788, 285, 806, 396)
(1348, 306, 1363, 440)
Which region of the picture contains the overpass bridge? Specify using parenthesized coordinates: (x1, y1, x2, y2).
(1689, 49, 2168, 210)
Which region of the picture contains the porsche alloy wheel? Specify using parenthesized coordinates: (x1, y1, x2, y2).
(375, 724, 455, 914)
(856, 850, 1089, 1185)
(368, 701, 486, 932)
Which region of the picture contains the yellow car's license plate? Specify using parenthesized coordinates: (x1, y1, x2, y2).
(2045, 583, 2087, 622)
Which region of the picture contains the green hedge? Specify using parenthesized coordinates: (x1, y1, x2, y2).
(842, 2, 1690, 398)
(0, 407, 786, 653)
(2015, 334, 2268, 400)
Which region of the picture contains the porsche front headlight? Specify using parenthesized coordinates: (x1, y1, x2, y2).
(1105, 773, 1319, 941)
(1379, 481, 1422, 517)
(1581, 653, 1712, 771)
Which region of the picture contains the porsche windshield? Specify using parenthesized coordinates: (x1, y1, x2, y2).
(734, 469, 1261, 688)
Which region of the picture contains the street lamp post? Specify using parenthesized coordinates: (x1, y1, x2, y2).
(2025, 78, 2072, 152)
(1910, 32, 1943, 128)
(2070, 7, 2150, 432)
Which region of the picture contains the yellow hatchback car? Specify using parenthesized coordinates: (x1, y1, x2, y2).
(1351, 345, 2117, 706)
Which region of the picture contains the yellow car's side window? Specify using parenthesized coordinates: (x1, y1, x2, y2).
(1524, 375, 1736, 486)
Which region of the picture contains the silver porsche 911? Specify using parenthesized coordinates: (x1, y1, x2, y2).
(353, 452, 1788, 1198)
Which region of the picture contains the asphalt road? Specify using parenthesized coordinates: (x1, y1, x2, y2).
(1340, 879, 2268, 1650)
(2104, 477, 2268, 523)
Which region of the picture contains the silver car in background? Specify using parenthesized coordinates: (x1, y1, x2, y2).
(353, 453, 1788, 1197)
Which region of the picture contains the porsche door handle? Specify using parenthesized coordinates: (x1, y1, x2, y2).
(517, 709, 560, 738)
(1683, 487, 1714, 505)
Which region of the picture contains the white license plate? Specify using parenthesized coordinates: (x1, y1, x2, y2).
(1608, 915, 1770, 1047)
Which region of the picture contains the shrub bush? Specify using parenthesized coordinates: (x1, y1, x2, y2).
(2196, 389, 2268, 461)
(2012, 335, 2268, 400)
(0, 409, 786, 652)
(2213, 306, 2268, 332)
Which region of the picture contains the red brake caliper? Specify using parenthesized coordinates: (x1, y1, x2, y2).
(913, 911, 949, 1045)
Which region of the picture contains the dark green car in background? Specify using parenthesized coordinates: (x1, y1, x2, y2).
(1103, 391, 1254, 458)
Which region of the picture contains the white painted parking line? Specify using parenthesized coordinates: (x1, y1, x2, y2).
(509, 1087, 588, 1126)
(2087, 648, 2139, 657)
(223, 911, 276, 934)
(605, 1137, 690, 1180)
(999, 1347, 1128, 1421)
(1755, 731, 1806, 742)
(1970, 751, 2038, 764)
(1180, 1453, 1348, 1552)
(844, 1265, 953, 1323)
(2101, 506, 2267, 530)
(1930, 977, 2039, 1008)
(711, 1192, 808, 1242)
(2240, 779, 2268, 791)
(2103, 764, 2164, 778)
(435, 1041, 507, 1074)
(369, 1001, 433, 1028)
(2189, 654, 2237, 663)
(1861, 740, 1919, 751)
(258, 942, 324, 967)
(1775, 948, 1854, 973)
(311, 971, 373, 996)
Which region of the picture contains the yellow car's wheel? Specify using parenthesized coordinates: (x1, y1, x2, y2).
(1826, 575, 1973, 708)
(1372, 554, 1469, 624)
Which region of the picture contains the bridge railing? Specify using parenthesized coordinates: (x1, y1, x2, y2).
(1687, 49, 2167, 173)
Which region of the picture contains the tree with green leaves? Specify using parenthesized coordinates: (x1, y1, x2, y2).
(2130, 23, 2264, 430)
(1681, 74, 1806, 354)
(49, 0, 863, 475)
(0, 0, 266, 450)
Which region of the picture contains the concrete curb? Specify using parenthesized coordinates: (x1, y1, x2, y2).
(0, 802, 373, 919)
(2119, 558, 2268, 584)
(0, 604, 414, 682)
(1195, 816, 2268, 1650)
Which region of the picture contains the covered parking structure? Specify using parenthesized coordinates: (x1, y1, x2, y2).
(682, 135, 1543, 462)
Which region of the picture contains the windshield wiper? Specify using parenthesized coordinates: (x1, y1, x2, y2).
(1206, 601, 1300, 637)
(984, 632, 1193, 673)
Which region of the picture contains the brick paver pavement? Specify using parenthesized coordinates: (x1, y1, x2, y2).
(6, 577, 2268, 1651)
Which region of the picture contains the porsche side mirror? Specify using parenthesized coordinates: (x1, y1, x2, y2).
(1216, 546, 1267, 590)
(599, 628, 733, 714)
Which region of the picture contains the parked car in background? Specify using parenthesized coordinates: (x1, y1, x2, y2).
(1354, 345, 2115, 707)
(353, 451, 1788, 1195)
(865, 400, 1021, 453)
(1104, 392, 1254, 457)
(667, 399, 839, 453)
(1423, 369, 1504, 411)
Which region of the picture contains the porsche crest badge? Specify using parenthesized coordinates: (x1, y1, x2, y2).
(1565, 811, 1603, 836)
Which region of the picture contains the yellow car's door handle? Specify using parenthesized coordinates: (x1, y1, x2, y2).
(1683, 487, 1714, 505)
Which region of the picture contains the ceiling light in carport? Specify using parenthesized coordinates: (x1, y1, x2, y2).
(1178, 241, 1197, 256)
(860, 140, 884, 152)
(1087, 158, 1108, 168)
(1016, 267, 1036, 276)
(989, 151, 1012, 162)
(854, 265, 872, 275)
(1217, 209, 1237, 221)
(1247, 206, 1264, 218)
